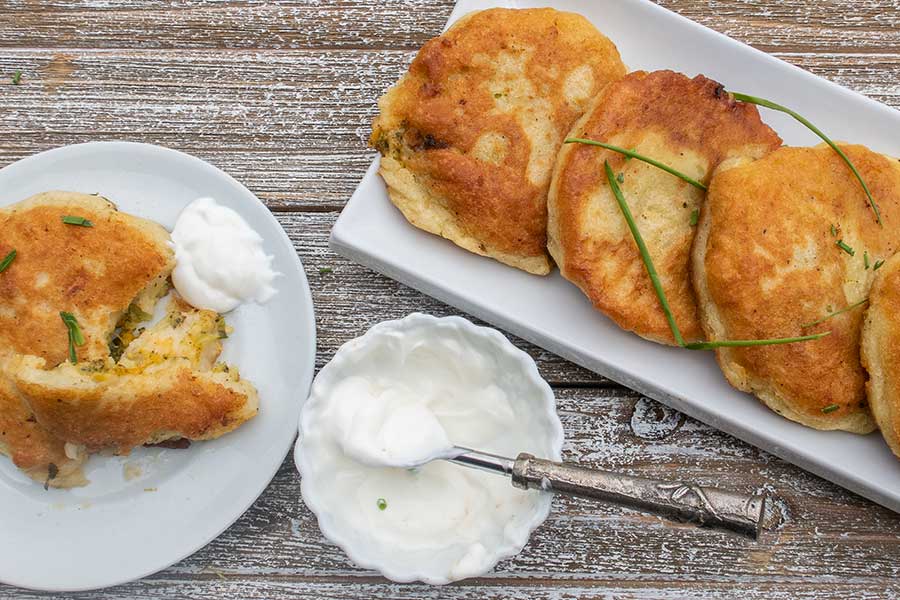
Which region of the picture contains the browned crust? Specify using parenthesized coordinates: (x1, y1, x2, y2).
(861, 254, 900, 456)
(548, 70, 782, 344)
(694, 145, 900, 432)
(0, 191, 174, 366)
(371, 8, 626, 274)
(13, 360, 258, 454)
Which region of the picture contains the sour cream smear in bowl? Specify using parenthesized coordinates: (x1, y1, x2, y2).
(295, 313, 564, 584)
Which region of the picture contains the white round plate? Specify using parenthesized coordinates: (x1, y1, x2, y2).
(0, 142, 316, 592)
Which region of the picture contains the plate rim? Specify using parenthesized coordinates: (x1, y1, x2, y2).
(0, 140, 316, 592)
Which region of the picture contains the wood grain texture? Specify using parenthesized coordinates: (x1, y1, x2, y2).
(0, 0, 898, 53)
(1, 0, 900, 598)
(0, 49, 896, 211)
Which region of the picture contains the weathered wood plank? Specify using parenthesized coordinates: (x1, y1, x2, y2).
(7, 390, 900, 598)
(5, 578, 900, 600)
(658, 0, 900, 53)
(0, 50, 896, 211)
(0, 0, 898, 54)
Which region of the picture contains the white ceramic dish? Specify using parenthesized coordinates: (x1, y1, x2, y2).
(295, 313, 564, 584)
(0, 142, 316, 592)
(331, 0, 900, 513)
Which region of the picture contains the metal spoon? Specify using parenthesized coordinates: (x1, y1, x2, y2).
(439, 446, 766, 538)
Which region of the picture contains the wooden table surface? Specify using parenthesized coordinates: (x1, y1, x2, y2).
(1, 1, 899, 598)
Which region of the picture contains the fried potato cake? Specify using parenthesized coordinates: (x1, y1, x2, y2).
(371, 8, 626, 275)
(693, 144, 900, 432)
(0, 191, 174, 485)
(547, 71, 782, 344)
(861, 254, 900, 457)
(11, 298, 258, 454)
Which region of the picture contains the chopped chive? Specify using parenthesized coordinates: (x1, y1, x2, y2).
(624, 148, 636, 161)
(605, 162, 831, 351)
(830, 224, 837, 237)
(61, 215, 93, 227)
(568, 138, 708, 190)
(683, 332, 830, 350)
(605, 161, 685, 347)
(801, 298, 869, 328)
(821, 404, 840, 414)
(376, 498, 387, 511)
(689, 208, 700, 227)
(616, 172, 625, 184)
(44, 462, 58, 490)
(836, 240, 855, 256)
(11, 71, 21, 85)
(0, 249, 16, 273)
(874, 259, 886, 271)
(729, 92, 881, 226)
(60, 311, 85, 364)
(319, 267, 333, 275)
(864, 251, 870, 269)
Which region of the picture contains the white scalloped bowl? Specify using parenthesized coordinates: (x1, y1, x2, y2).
(294, 313, 564, 584)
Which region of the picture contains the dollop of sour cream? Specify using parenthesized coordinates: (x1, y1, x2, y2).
(299, 318, 559, 584)
(171, 197, 279, 313)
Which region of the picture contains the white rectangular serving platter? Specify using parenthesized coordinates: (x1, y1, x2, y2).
(332, 0, 900, 512)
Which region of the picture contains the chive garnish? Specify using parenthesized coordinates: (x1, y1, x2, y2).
(864, 251, 870, 269)
(59, 311, 85, 364)
(567, 138, 708, 190)
(830, 224, 837, 237)
(874, 259, 886, 271)
(836, 240, 855, 256)
(605, 160, 686, 347)
(604, 161, 830, 350)
(319, 267, 333, 275)
(61, 215, 93, 227)
(689, 208, 700, 227)
(729, 92, 881, 226)
(801, 298, 869, 328)
(616, 172, 625, 184)
(0, 249, 16, 273)
(44, 462, 58, 490)
(376, 498, 387, 511)
(821, 404, 840, 414)
(11, 71, 21, 85)
(683, 335, 830, 350)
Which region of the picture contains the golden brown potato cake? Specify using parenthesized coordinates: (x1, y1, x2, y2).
(0, 191, 173, 486)
(547, 70, 782, 344)
(11, 298, 258, 454)
(693, 144, 900, 433)
(0, 191, 173, 366)
(861, 254, 900, 458)
(371, 7, 626, 275)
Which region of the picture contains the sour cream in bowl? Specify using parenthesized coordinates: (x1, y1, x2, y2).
(295, 313, 564, 584)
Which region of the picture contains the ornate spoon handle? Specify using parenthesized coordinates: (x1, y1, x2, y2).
(511, 453, 765, 538)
